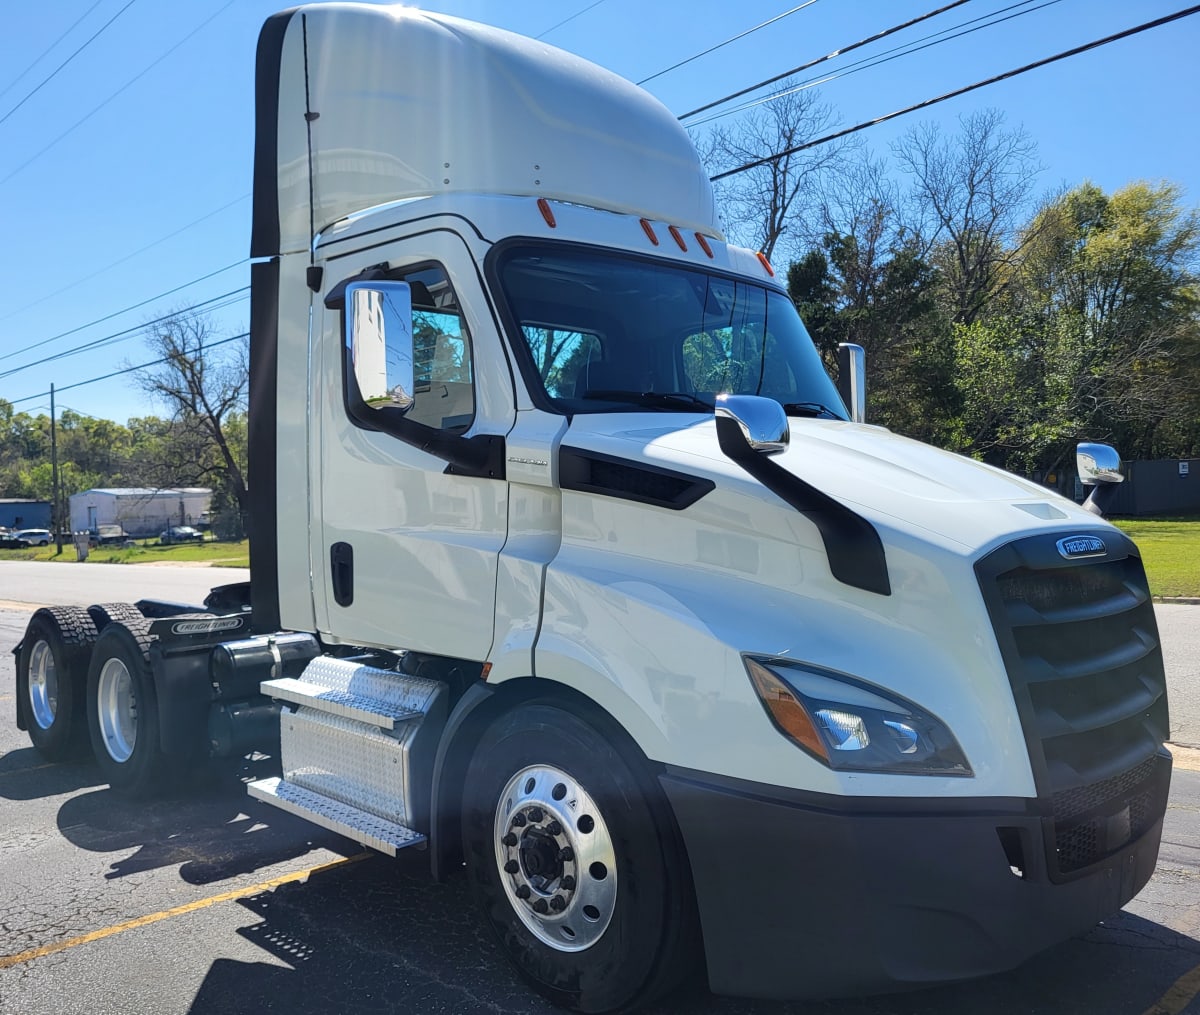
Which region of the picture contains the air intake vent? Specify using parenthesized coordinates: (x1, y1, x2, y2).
(559, 447, 715, 510)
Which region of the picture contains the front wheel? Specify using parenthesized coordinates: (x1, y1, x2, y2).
(85, 619, 168, 796)
(463, 704, 699, 1013)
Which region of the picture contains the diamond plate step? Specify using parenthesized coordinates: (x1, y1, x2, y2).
(262, 676, 422, 729)
(261, 656, 442, 730)
(247, 776, 425, 856)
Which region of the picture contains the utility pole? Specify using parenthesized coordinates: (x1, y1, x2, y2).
(51, 383, 62, 555)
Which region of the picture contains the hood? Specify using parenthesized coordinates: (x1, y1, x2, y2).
(563, 414, 1104, 556)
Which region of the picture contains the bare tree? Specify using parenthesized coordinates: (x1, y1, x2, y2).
(892, 109, 1042, 324)
(133, 309, 249, 515)
(696, 83, 855, 262)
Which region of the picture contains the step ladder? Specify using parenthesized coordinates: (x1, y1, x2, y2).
(247, 656, 445, 855)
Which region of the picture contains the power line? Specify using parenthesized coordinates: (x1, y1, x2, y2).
(0, 259, 247, 365)
(680, 0, 972, 121)
(0, 0, 239, 186)
(637, 1, 823, 86)
(0, 0, 107, 104)
(0, 288, 249, 382)
(688, 0, 1063, 128)
(0, 194, 249, 326)
(710, 4, 1200, 182)
(536, 0, 608, 40)
(0, 0, 139, 128)
(7, 332, 248, 408)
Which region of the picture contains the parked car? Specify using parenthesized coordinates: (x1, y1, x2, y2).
(12, 529, 52, 546)
(91, 524, 131, 546)
(160, 526, 203, 544)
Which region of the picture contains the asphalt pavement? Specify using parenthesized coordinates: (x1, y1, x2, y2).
(0, 564, 1197, 1015)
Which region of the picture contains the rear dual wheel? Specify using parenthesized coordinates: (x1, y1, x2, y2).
(85, 618, 169, 796)
(463, 704, 699, 1013)
(16, 607, 98, 760)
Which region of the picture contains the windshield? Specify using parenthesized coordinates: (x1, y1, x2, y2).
(496, 245, 848, 418)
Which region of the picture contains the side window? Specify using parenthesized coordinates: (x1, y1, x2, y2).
(402, 265, 475, 432)
(523, 326, 603, 399)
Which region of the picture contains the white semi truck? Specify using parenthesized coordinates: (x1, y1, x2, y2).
(13, 5, 1171, 1011)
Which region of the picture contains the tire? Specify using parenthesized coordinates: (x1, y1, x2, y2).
(87, 602, 145, 630)
(463, 704, 699, 1013)
(16, 607, 98, 760)
(85, 619, 168, 796)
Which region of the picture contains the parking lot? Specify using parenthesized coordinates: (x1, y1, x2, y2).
(0, 570, 1197, 1015)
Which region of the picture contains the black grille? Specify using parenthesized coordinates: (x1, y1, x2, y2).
(976, 532, 1170, 879)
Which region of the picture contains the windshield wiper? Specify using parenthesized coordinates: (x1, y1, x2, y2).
(782, 401, 843, 419)
(583, 390, 713, 411)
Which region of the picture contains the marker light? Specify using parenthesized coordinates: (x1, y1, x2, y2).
(537, 198, 556, 228)
(756, 251, 775, 277)
(668, 225, 688, 251)
(694, 233, 714, 258)
(640, 218, 660, 245)
(745, 659, 829, 762)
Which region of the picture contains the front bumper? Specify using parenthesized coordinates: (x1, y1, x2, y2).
(661, 754, 1170, 1001)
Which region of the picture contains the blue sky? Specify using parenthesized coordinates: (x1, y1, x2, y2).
(1, 0, 1196, 426)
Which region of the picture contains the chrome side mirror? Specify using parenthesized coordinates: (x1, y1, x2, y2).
(715, 394, 789, 454)
(837, 343, 866, 423)
(1076, 442, 1124, 485)
(345, 281, 415, 411)
(1076, 442, 1123, 518)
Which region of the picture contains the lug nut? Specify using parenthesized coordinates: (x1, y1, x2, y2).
(533, 898, 549, 914)
(550, 895, 566, 912)
(529, 807, 544, 822)
(513, 813, 527, 827)
(516, 884, 531, 899)
(504, 860, 520, 874)
(561, 875, 576, 891)
(546, 820, 562, 836)
(558, 847, 574, 862)
(502, 832, 518, 847)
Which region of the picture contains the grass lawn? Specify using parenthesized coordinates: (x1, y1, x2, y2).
(0, 538, 249, 568)
(1111, 516, 1200, 599)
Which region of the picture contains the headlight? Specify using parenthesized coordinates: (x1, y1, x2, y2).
(744, 657, 971, 776)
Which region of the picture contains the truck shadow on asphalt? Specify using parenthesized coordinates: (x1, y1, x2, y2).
(50, 755, 359, 884)
(184, 850, 1200, 1015)
(0, 746, 107, 799)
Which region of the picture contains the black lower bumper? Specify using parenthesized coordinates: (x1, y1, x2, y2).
(661, 756, 1170, 1001)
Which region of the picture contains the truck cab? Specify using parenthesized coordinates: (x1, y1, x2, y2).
(14, 5, 1169, 1012)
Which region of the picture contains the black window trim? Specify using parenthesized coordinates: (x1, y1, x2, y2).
(326, 257, 505, 480)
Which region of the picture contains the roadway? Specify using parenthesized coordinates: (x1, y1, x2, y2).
(0, 562, 1196, 1014)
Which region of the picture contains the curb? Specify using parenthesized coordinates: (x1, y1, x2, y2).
(1153, 597, 1200, 605)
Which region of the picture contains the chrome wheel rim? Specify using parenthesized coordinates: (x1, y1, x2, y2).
(96, 658, 137, 763)
(28, 640, 58, 730)
(493, 764, 617, 952)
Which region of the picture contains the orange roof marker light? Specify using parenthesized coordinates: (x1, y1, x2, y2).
(640, 218, 660, 246)
(757, 251, 775, 277)
(668, 225, 688, 252)
(537, 197, 557, 228)
(694, 233, 714, 258)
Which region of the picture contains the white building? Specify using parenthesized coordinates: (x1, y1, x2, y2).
(69, 488, 212, 538)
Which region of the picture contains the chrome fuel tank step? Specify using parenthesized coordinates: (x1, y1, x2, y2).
(248, 776, 425, 855)
(248, 656, 446, 854)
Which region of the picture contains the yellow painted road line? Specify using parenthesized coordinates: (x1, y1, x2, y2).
(1169, 743, 1200, 773)
(0, 600, 48, 611)
(0, 851, 369, 970)
(0, 762, 57, 779)
(1143, 959, 1200, 1015)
